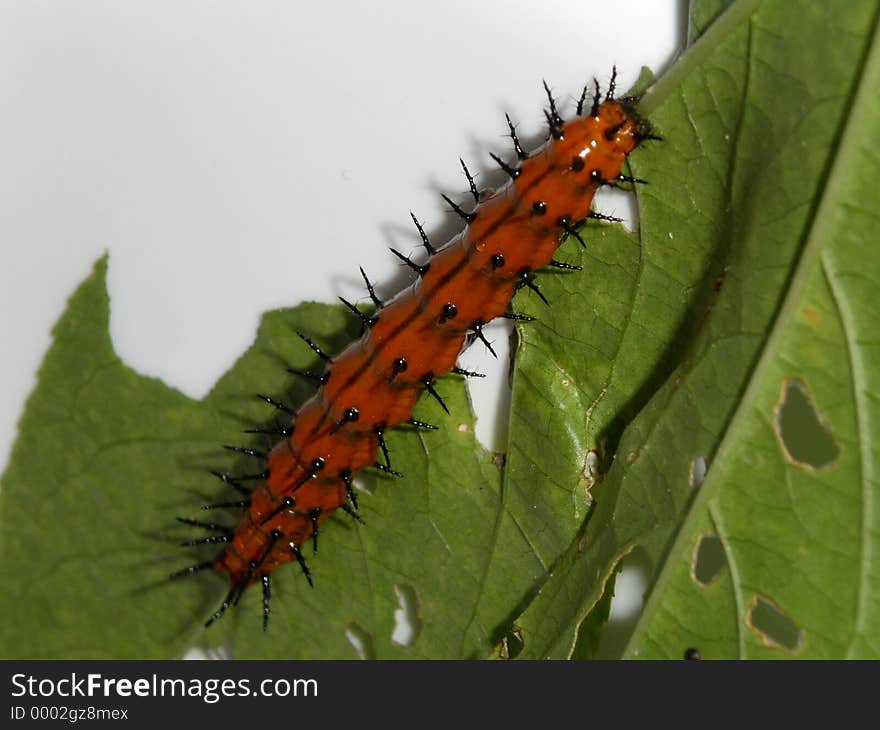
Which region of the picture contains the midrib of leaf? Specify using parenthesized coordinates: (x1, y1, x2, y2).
(821, 252, 876, 658)
(707, 502, 746, 656)
(624, 6, 880, 659)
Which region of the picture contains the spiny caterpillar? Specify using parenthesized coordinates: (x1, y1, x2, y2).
(172, 69, 656, 629)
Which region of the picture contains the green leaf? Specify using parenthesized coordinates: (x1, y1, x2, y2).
(624, 0, 880, 660)
(0, 257, 527, 658)
(0, 256, 217, 658)
(508, 0, 880, 659)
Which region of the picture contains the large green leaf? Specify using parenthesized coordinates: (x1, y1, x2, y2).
(623, 1, 880, 660)
(0, 258, 520, 658)
(508, 0, 880, 659)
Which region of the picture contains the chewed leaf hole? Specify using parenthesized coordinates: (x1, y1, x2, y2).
(352, 474, 373, 496)
(391, 583, 421, 647)
(691, 532, 726, 585)
(773, 378, 839, 469)
(747, 595, 802, 651)
(689, 456, 707, 488)
(498, 627, 524, 659)
(345, 623, 375, 659)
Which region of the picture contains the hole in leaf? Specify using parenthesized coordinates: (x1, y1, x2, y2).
(498, 627, 524, 659)
(584, 449, 602, 492)
(689, 456, 707, 488)
(747, 595, 802, 651)
(592, 185, 636, 231)
(391, 583, 421, 647)
(352, 474, 373, 496)
(595, 547, 651, 659)
(773, 378, 839, 469)
(609, 558, 648, 621)
(691, 532, 726, 586)
(684, 647, 702, 660)
(345, 623, 375, 659)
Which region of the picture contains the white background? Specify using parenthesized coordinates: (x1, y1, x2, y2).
(0, 0, 683, 649)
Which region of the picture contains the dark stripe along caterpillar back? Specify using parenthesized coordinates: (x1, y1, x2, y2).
(172, 70, 656, 629)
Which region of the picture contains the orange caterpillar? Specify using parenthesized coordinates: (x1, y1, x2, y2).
(172, 71, 654, 628)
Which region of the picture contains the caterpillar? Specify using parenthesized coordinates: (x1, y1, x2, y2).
(172, 69, 655, 630)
